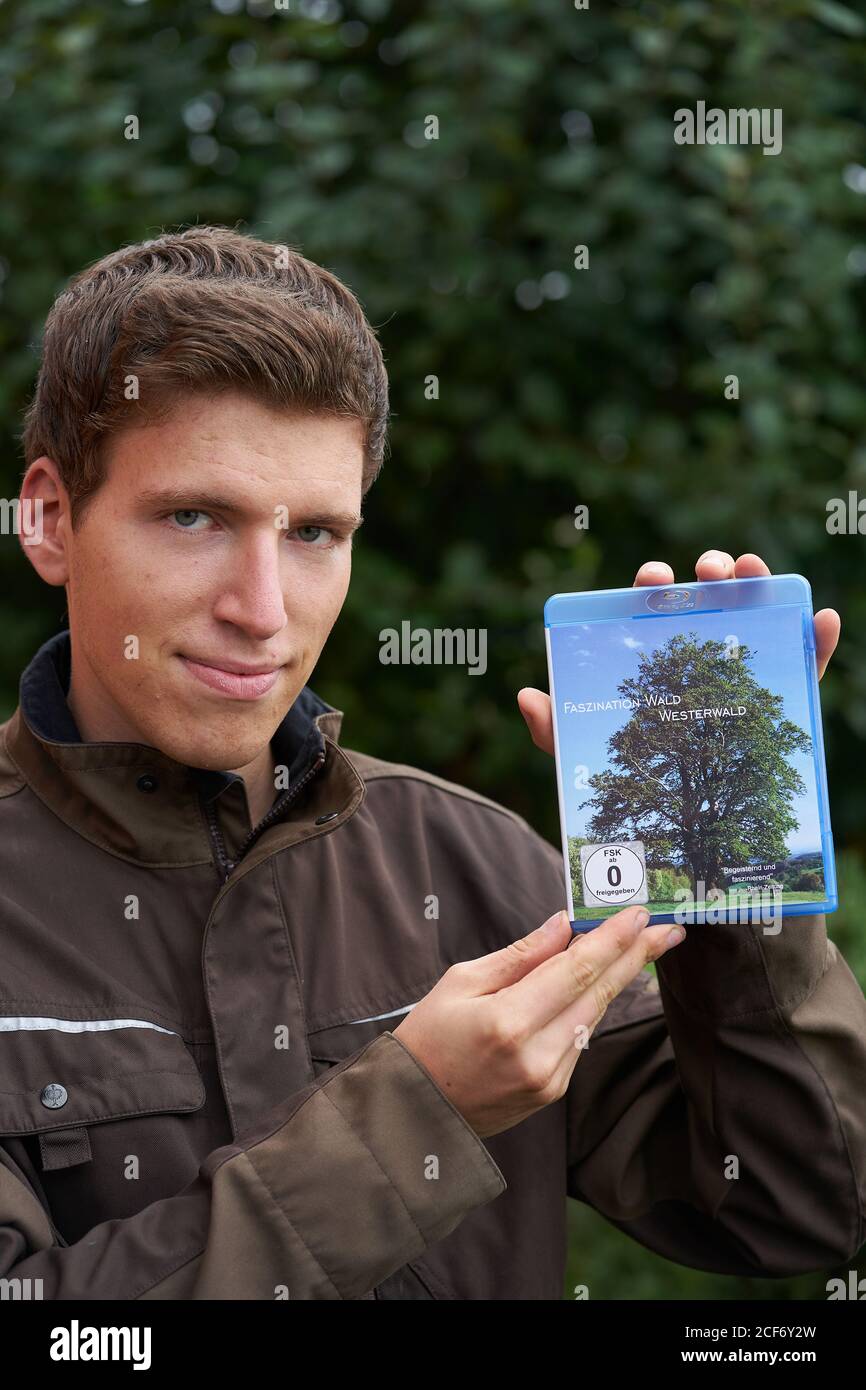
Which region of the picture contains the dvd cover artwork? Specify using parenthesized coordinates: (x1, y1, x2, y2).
(546, 582, 835, 928)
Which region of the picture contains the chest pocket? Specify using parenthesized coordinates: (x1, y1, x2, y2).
(0, 1016, 205, 1172)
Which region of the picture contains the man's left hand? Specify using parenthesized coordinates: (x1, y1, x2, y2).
(518, 550, 841, 757)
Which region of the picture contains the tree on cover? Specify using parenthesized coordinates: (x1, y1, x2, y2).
(579, 633, 813, 894)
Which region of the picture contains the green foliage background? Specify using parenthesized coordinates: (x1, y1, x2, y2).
(0, 0, 863, 1299)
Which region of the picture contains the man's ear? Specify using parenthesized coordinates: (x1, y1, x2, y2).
(18, 457, 73, 586)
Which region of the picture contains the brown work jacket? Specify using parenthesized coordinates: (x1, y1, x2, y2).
(0, 631, 863, 1298)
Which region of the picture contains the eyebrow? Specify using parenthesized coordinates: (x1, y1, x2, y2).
(137, 487, 364, 532)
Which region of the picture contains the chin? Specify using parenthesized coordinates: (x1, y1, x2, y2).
(125, 667, 294, 765)
(136, 717, 266, 771)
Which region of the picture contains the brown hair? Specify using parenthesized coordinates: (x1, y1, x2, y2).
(21, 225, 390, 525)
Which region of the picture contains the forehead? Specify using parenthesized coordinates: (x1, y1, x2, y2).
(102, 392, 366, 505)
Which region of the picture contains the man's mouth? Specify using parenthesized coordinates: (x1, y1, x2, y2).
(177, 655, 284, 701)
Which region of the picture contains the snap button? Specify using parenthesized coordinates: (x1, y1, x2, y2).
(136, 774, 158, 794)
(40, 1083, 68, 1110)
(315, 811, 339, 825)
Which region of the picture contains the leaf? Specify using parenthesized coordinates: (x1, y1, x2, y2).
(807, 0, 866, 36)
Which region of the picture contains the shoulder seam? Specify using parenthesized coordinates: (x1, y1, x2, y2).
(343, 751, 531, 829)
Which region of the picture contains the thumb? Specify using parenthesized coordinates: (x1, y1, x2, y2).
(517, 687, 555, 755)
(462, 909, 572, 995)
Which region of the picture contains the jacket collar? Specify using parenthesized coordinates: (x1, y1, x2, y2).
(5, 629, 360, 867)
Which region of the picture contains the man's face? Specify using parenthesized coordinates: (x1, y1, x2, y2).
(61, 391, 364, 769)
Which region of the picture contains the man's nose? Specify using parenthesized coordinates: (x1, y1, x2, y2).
(211, 531, 288, 639)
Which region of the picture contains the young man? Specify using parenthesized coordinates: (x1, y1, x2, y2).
(1, 226, 863, 1300)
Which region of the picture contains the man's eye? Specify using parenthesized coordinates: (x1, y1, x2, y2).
(293, 525, 334, 547)
(170, 510, 211, 530)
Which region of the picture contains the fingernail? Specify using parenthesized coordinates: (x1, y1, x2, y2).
(540, 910, 569, 937)
(664, 928, 686, 949)
(633, 908, 650, 930)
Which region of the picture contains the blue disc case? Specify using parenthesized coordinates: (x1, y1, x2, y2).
(544, 574, 837, 932)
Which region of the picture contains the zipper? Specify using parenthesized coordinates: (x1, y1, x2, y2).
(202, 749, 327, 885)
(203, 798, 233, 884)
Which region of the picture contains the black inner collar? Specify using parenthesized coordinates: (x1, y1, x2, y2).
(19, 629, 330, 807)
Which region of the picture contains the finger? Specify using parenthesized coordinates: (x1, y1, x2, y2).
(537, 923, 687, 1089)
(732, 552, 772, 578)
(496, 903, 653, 1033)
(460, 908, 573, 993)
(814, 608, 841, 680)
(517, 687, 555, 755)
(695, 549, 735, 580)
(633, 561, 674, 587)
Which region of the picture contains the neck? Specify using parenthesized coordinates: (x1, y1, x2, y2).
(66, 665, 277, 830)
(232, 743, 277, 827)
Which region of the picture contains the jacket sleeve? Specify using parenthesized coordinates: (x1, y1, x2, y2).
(0, 1032, 505, 1300)
(565, 907, 866, 1276)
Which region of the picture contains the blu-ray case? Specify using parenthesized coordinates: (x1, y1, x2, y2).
(544, 574, 837, 932)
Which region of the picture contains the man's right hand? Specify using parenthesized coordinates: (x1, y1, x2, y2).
(392, 906, 685, 1139)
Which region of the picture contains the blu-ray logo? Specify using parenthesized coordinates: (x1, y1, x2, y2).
(645, 587, 698, 613)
